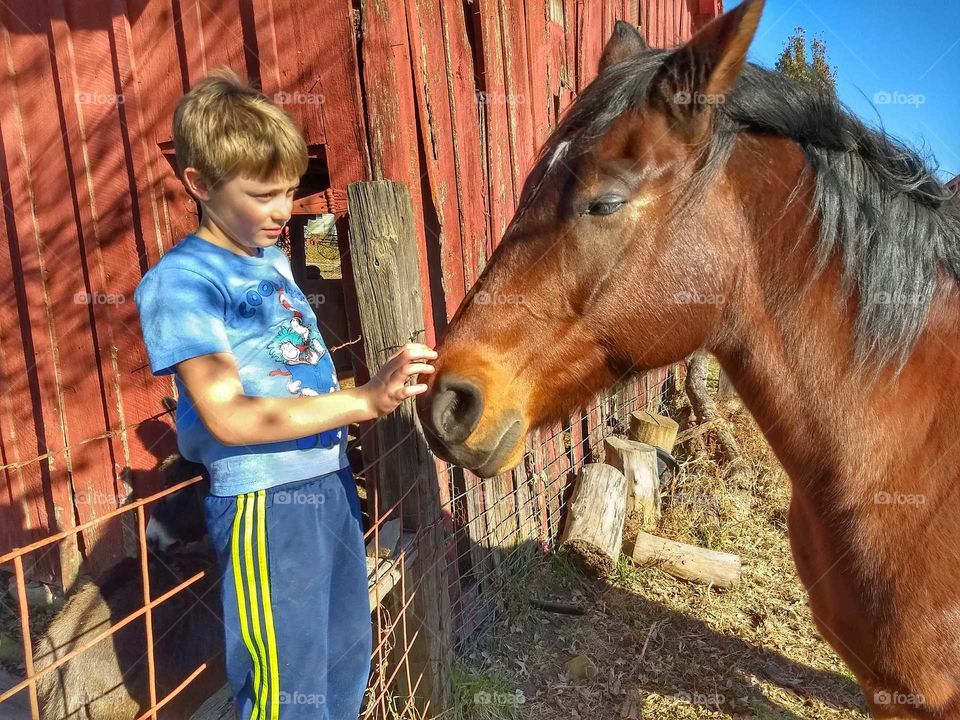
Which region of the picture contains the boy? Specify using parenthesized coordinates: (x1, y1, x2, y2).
(133, 68, 437, 720)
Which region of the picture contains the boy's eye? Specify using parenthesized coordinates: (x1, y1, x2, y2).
(255, 188, 297, 200)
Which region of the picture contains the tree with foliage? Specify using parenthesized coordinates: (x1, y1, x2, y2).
(775, 27, 836, 93)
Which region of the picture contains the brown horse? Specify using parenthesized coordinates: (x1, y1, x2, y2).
(416, 1, 960, 717)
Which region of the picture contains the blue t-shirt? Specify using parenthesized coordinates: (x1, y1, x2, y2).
(133, 233, 348, 496)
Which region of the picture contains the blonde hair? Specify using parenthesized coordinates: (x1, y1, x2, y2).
(173, 67, 308, 187)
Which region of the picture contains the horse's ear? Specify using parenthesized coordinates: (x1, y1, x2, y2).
(599, 21, 649, 73)
(648, 0, 764, 131)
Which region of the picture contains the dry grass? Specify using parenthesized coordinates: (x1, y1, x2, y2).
(452, 400, 869, 719)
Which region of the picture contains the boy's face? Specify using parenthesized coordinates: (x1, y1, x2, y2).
(185, 169, 300, 253)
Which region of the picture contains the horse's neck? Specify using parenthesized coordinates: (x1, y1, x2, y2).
(712, 203, 960, 534)
(711, 262, 867, 497)
(714, 137, 954, 499)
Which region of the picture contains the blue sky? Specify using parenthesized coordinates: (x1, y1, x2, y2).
(728, 0, 959, 182)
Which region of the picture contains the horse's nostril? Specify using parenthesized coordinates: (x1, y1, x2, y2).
(431, 374, 484, 444)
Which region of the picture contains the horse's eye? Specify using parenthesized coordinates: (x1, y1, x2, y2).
(586, 197, 625, 216)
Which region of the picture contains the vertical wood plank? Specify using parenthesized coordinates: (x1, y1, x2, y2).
(523, 0, 552, 150)
(550, 422, 567, 543)
(528, 429, 550, 548)
(545, 0, 568, 124)
(0, 139, 53, 578)
(463, 470, 494, 593)
(577, 0, 604, 89)
(403, 0, 467, 319)
(0, 4, 101, 584)
(172, 0, 246, 89)
(500, 0, 537, 206)
(347, 180, 453, 713)
(124, 0, 186, 263)
(358, 0, 436, 346)
(55, 2, 171, 565)
(296, 0, 368, 180)
(475, 0, 515, 251)
(438, 0, 488, 290)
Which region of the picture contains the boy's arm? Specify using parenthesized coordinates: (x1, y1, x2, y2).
(177, 344, 436, 446)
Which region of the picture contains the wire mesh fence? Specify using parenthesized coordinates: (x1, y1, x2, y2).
(357, 364, 680, 718)
(444, 367, 678, 656)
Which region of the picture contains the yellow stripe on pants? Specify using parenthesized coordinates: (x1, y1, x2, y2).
(231, 494, 263, 720)
(256, 490, 281, 720)
(243, 493, 271, 719)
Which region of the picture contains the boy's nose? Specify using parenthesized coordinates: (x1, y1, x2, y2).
(273, 197, 293, 218)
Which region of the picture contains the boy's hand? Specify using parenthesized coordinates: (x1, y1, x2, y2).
(360, 343, 438, 419)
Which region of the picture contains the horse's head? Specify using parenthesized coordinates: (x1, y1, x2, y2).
(417, 0, 766, 477)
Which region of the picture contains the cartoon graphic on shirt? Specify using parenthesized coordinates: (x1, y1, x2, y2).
(267, 288, 343, 450)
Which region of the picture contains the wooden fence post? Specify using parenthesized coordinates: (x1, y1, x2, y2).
(346, 180, 453, 714)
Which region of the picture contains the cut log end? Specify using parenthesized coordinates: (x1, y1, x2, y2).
(628, 410, 679, 453)
(563, 539, 617, 578)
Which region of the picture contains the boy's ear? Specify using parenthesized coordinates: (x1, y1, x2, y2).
(647, 0, 764, 137)
(598, 21, 649, 73)
(182, 167, 211, 202)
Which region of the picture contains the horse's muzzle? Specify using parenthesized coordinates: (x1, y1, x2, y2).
(416, 374, 523, 477)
